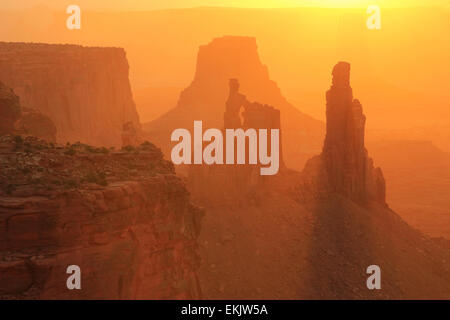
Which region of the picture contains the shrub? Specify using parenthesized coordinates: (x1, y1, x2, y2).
(14, 135, 23, 145)
(85, 171, 107, 186)
(63, 179, 79, 189)
(64, 148, 76, 156)
(122, 145, 136, 152)
(5, 184, 15, 195)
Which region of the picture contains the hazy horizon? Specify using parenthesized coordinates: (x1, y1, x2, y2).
(1, 0, 449, 11)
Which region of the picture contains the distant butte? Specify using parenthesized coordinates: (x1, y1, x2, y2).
(143, 36, 324, 170)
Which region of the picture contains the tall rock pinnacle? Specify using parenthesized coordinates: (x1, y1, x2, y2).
(311, 62, 385, 204)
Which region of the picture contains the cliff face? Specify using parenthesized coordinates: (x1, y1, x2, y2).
(144, 36, 324, 170)
(302, 62, 385, 204)
(0, 137, 203, 299)
(0, 42, 140, 147)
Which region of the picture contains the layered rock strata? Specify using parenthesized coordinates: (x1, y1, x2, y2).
(0, 136, 203, 299)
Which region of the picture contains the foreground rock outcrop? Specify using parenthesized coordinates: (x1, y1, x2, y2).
(0, 42, 140, 147)
(0, 137, 203, 299)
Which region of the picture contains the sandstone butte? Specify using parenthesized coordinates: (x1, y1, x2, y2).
(0, 42, 140, 147)
(143, 36, 324, 171)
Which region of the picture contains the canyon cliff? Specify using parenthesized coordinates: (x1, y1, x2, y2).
(0, 136, 203, 299)
(144, 36, 324, 170)
(0, 42, 140, 147)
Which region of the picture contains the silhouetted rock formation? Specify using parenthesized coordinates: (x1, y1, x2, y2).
(224, 78, 284, 167)
(144, 36, 324, 170)
(0, 136, 203, 299)
(224, 79, 246, 128)
(302, 62, 385, 204)
(189, 62, 450, 301)
(323, 62, 385, 203)
(188, 79, 284, 205)
(0, 82, 56, 142)
(0, 42, 140, 146)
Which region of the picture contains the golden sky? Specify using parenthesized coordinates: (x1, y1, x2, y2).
(1, 0, 448, 10)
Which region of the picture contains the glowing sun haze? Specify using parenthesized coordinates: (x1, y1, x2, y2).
(0, 0, 447, 10)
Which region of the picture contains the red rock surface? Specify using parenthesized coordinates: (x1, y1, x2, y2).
(0, 42, 140, 147)
(0, 136, 203, 299)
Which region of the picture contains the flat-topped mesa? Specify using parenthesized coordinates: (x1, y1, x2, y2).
(144, 36, 324, 171)
(0, 42, 140, 147)
(321, 62, 385, 204)
(193, 37, 266, 88)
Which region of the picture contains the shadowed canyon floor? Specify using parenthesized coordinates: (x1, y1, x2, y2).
(197, 193, 450, 299)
